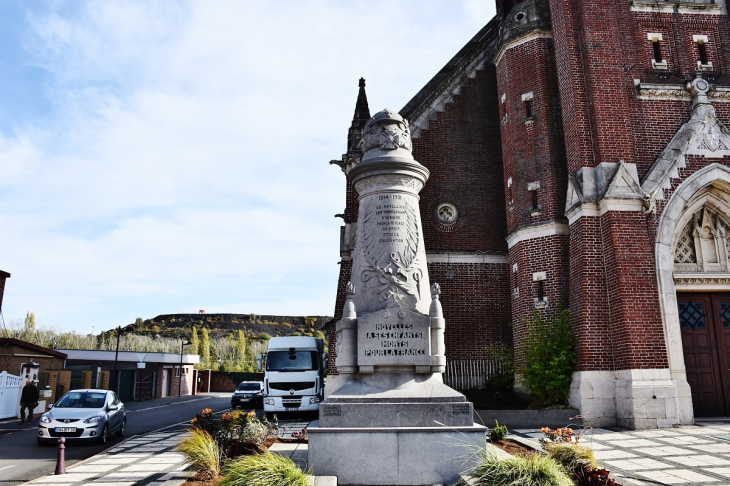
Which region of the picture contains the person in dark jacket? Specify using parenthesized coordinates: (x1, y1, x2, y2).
(19, 380, 39, 425)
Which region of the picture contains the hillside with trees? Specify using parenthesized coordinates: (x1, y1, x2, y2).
(1, 312, 333, 372)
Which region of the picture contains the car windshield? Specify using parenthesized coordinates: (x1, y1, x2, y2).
(56, 391, 107, 408)
(237, 383, 260, 391)
(266, 351, 318, 372)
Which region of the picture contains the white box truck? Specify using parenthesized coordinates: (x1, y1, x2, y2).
(261, 336, 326, 416)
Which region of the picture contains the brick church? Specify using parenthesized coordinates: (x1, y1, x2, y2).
(329, 0, 730, 429)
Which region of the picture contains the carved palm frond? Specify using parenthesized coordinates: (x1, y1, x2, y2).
(362, 201, 384, 269)
(398, 198, 420, 270)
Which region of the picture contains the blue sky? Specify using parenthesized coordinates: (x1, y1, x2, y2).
(0, 0, 496, 335)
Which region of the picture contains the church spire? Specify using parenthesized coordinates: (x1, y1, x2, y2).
(347, 77, 370, 157)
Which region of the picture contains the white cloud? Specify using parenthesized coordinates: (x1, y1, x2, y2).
(0, 0, 496, 333)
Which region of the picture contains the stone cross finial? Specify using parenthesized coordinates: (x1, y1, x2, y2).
(687, 72, 713, 115)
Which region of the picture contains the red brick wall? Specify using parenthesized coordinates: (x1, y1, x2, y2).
(601, 211, 667, 370)
(428, 262, 512, 361)
(509, 234, 570, 366)
(414, 67, 507, 253)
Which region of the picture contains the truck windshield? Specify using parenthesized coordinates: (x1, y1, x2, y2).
(266, 351, 318, 372)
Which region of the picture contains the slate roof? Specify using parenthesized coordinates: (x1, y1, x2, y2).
(400, 16, 501, 131)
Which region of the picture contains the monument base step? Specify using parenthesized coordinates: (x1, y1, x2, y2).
(308, 420, 487, 486)
(320, 401, 474, 427)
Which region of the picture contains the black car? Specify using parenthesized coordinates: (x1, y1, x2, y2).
(231, 381, 264, 408)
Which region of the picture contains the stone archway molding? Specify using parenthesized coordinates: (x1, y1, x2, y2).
(656, 162, 730, 425)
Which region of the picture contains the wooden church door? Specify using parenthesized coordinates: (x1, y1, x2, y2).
(677, 293, 730, 417)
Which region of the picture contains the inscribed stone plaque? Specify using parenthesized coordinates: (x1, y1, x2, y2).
(324, 404, 341, 416)
(357, 309, 431, 366)
(452, 404, 470, 414)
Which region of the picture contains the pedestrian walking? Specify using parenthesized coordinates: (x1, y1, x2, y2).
(19, 380, 39, 425)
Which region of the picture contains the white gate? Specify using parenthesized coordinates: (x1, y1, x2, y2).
(0, 371, 23, 419)
(443, 360, 507, 390)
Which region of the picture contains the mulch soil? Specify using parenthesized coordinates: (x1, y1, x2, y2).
(490, 439, 537, 456)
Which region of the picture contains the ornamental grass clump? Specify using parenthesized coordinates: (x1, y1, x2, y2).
(469, 451, 573, 486)
(176, 428, 221, 479)
(544, 442, 597, 476)
(218, 452, 310, 486)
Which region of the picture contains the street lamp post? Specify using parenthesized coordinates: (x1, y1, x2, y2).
(113, 324, 135, 394)
(179, 340, 193, 397)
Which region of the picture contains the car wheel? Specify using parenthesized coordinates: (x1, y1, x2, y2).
(99, 424, 108, 444)
(116, 419, 126, 438)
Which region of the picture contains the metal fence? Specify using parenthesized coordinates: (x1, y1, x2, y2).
(0, 371, 23, 419)
(443, 360, 507, 391)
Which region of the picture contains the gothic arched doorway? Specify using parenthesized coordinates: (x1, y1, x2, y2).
(674, 194, 730, 416)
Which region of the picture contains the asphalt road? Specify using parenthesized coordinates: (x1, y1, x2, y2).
(0, 393, 233, 486)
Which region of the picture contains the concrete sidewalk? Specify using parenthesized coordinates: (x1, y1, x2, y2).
(26, 431, 189, 486)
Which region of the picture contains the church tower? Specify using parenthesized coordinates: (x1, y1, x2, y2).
(494, 0, 569, 371)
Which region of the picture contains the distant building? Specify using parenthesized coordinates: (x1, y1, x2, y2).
(0, 338, 68, 412)
(58, 349, 199, 402)
(330, 0, 730, 428)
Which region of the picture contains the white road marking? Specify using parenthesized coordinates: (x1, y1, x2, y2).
(0, 465, 17, 471)
(128, 397, 212, 413)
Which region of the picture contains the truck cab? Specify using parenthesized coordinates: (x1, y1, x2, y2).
(262, 336, 325, 415)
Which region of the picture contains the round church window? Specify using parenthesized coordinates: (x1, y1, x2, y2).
(435, 203, 458, 225)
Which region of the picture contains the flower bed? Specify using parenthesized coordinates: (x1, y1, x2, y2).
(178, 409, 310, 486)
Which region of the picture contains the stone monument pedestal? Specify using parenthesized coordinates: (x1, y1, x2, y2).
(310, 108, 486, 484)
(308, 374, 486, 485)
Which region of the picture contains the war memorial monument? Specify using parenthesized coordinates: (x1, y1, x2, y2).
(308, 109, 486, 485)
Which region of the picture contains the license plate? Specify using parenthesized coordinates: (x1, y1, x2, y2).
(55, 427, 76, 433)
(285, 407, 298, 410)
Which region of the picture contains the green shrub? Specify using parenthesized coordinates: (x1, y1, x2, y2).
(176, 428, 221, 479)
(519, 309, 576, 408)
(219, 452, 310, 486)
(489, 421, 509, 442)
(470, 451, 573, 486)
(544, 443, 596, 476)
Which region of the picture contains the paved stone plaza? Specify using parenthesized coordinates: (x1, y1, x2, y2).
(516, 422, 730, 485)
(23, 420, 730, 486)
(26, 432, 189, 486)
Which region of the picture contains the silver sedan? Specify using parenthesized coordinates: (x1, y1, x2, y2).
(37, 389, 126, 445)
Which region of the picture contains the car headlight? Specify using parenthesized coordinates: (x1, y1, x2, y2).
(309, 397, 321, 404)
(40, 414, 51, 424)
(83, 415, 104, 424)
(264, 398, 274, 405)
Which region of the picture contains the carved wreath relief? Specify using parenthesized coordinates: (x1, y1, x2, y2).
(358, 193, 423, 316)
